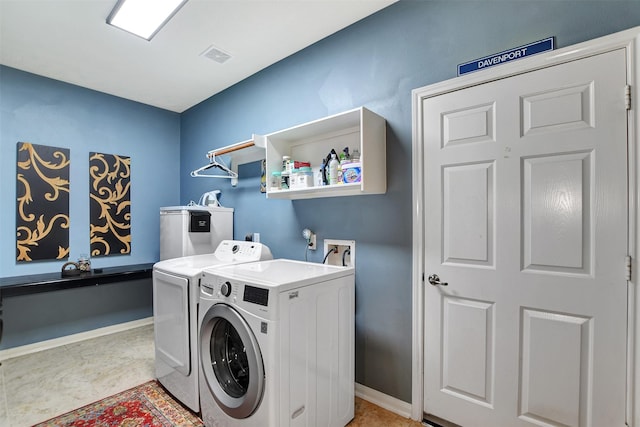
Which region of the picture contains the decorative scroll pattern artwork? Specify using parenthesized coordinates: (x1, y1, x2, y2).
(16, 142, 70, 262)
(89, 152, 131, 257)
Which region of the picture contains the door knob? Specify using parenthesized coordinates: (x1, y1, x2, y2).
(428, 274, 448, 286)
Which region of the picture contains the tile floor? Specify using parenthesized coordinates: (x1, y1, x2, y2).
(0, 325, 156, 426)
(0, 324, 424, 426)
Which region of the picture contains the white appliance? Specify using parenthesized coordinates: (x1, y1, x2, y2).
(160, 205, 233, 261)
(153, 240, 273, 413)
(198, 259, 355, 427)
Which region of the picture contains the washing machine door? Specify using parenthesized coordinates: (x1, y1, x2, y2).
(200, 303, 264, 419)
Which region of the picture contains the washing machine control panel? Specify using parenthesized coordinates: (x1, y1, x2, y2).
(200, 273, 273, 317)
(200, 275, 241, 301)
(220, 281, 232, 297)
(243, 285, 269, 307)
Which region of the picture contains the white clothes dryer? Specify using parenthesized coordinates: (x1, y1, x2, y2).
(153, 240, 272, 413)
(198, 259, 355, 427)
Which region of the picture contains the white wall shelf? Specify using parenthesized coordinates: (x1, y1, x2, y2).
(265, 106, 386, 199)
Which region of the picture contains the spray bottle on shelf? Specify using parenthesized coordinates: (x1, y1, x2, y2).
(329, 152, 340, 185)
(322, 149, 338, 185)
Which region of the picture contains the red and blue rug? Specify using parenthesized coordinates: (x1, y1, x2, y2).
(33, 380, 204, 427)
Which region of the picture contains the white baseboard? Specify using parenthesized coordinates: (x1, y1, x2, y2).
(355, 382, 414, 420)
(0, 317, 154, 361)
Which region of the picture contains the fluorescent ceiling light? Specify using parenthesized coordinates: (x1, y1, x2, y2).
(107, 0, 188, 41)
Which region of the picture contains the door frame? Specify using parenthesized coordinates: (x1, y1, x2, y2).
(411, 26, 640, 426)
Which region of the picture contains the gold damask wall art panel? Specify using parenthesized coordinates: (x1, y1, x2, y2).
(89, 152, 131, 257)
(16, 142, 70, 262)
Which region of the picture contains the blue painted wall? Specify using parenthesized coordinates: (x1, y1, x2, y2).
(180, 1, 640, 402)
(1, 279, 153, 349)
(0, 66, 181, 276)
(0, 67, 179, 350)
(1, 0, 639, 403)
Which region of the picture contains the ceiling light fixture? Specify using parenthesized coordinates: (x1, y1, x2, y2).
(106, 0, 188, 41)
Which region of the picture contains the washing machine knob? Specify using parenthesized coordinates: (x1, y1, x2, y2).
(220, 281, 232, 297)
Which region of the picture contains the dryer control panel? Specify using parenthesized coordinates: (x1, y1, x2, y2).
(213, 240, 273, 263)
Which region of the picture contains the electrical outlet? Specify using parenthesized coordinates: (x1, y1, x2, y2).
(323, 239, 355, 267)
(302, 228, 316, 251)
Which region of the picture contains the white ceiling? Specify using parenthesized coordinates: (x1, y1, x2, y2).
(0, 0, 396, 113)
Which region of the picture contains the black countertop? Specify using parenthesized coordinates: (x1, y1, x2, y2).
(0, 263, 155, 298)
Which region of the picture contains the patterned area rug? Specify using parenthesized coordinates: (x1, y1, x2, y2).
(33, 380, 204, 427)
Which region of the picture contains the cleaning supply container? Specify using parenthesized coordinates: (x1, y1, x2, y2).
(289, 167, 313, 189)
(270, 171, 282, 190)
(342, 162, 362, 183)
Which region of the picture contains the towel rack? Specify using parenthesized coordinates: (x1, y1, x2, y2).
(190, 135, 266, 186)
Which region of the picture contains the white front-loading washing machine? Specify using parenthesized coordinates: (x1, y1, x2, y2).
(153, 240, 272, 413)
(198, 259, 355, 427)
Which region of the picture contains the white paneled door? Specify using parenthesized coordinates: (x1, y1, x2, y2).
(422, 49, 628, 427)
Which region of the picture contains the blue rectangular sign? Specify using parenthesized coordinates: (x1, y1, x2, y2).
(458, 37, 554, 76)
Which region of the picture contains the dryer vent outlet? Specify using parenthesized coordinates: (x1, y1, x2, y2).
(323, 239, 355, 268)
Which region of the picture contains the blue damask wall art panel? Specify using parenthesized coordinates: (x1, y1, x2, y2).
(16, 142, 70, 262)
(89, 152, 131, 257)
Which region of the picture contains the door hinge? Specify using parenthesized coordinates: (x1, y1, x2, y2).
(625, 85, 631, 110)
(625, 255, 632, 281)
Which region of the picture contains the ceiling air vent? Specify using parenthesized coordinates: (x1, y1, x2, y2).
(201, 45, 232, 64)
